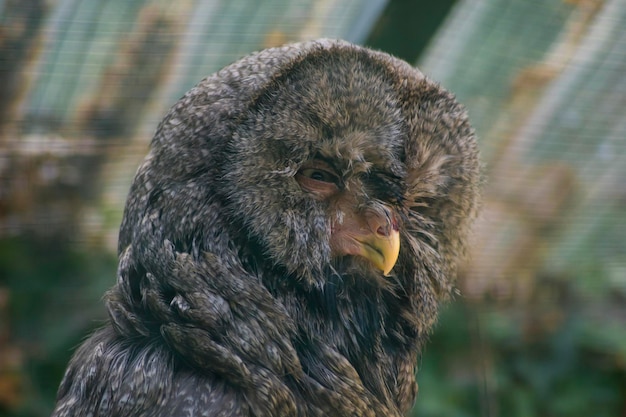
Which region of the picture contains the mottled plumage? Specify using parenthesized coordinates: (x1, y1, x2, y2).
(52, 39, 480, 417)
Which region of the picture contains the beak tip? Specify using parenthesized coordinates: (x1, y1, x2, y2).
(364, 230, 400, 276)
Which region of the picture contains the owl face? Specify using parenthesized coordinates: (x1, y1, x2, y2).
(221, 51, 410, 287)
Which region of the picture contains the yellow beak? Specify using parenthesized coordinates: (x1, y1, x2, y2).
(358, 229, 400, 276)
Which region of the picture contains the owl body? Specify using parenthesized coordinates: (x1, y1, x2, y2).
(52, 39, 480, 417)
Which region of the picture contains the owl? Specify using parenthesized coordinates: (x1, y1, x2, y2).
(51, 39, 480, 417)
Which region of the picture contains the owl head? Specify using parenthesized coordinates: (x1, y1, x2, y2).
(118, 39, 480, 310)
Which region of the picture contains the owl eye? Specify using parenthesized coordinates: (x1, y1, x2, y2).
(296, 160, 340, 197)
(299, 168, 338, 184)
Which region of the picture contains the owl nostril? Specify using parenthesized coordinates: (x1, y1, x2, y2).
(377, 224, 390, 237)
(374, 214, 398, 237)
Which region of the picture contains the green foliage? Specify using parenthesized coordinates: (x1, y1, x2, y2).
(0, 237, 115, 417)
(411, 286, 626, 417)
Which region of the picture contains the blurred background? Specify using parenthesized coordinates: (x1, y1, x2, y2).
(1, 0, 625, 415)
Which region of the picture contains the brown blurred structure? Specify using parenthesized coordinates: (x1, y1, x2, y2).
(420, 0, 625, 302)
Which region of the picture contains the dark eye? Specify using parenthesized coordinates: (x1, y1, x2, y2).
(299, 168, 338, 184)
(295, 160, 341, 197)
